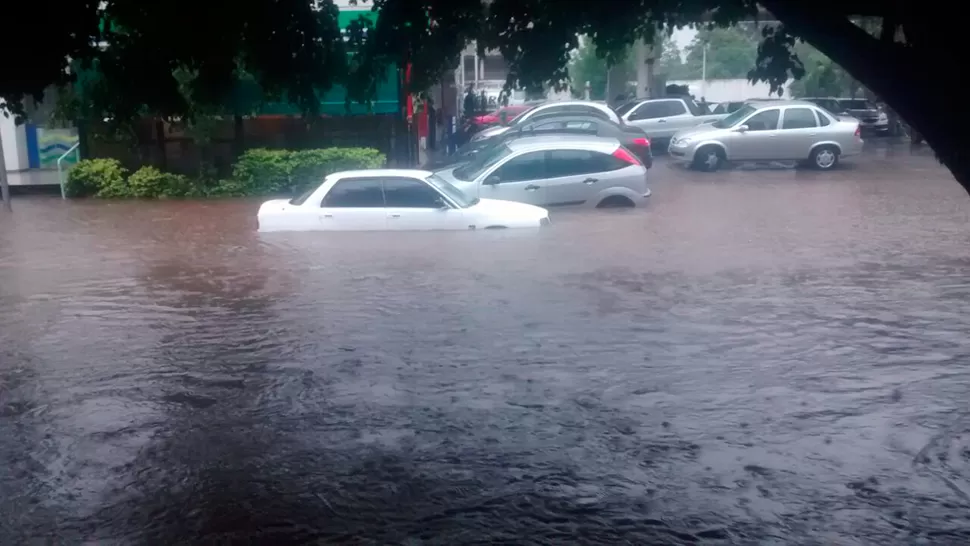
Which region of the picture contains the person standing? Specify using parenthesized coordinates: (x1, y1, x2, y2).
(463, 85, 476, 120)
(427, 97, 437, 151)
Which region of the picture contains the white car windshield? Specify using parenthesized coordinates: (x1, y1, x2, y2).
(426, 174, 478, 208)
(452, 144, 514, 181)
(712, 104, 757, 128)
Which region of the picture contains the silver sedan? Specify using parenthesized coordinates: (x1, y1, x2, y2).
(667, 100, 864, 171)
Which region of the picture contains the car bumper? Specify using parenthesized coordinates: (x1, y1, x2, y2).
(859, 120, 890, 130)
(667, 140, 698, 162)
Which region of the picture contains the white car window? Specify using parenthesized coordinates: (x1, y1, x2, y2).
(493, 151, 546, 183)
(781, 108, 818, 130)
(742, 109, 780, 131)
(382, 178, 446, 208)
(322, 178, 385, 208)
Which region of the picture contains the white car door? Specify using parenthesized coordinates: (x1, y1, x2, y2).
(777, 107, 821, 160)
(318, 177, 388, 230)
(627, 100, 692, 140)
(382, 177, 467, 231)
(725, 108, 782, 161)
(477, 151, 549, 206)
(543, 149, 609, 206)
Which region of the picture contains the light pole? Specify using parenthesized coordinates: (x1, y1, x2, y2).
(701, 42, 710, 101)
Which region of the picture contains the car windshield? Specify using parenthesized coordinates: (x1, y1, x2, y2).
(451, 143, 514, 181)
(507, 106, 538, 126)
(290, 184, 318, 205)
(426, 173, 478, 208)
(614, 101, 639, 116)
(712, 104, 756, 128)
(840, 99, 872, 110)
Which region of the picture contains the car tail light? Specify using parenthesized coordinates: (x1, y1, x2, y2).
(854, 125, 861, 137)
(613, 147, 642, 166)
(631, 137, 650, 147)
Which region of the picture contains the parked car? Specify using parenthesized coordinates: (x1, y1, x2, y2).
(257, 169, 550, 232)
(470, 100, 622, 143)
(463, 104, 534, 136)
(667, 99, 863, 171)
(434, 135, 650, 208)
(429, 113, 654, 170)
(616, 97, 726, 145)
(802, 97, 889, 134)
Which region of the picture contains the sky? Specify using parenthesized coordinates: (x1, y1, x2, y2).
(671, 26, 698, 59)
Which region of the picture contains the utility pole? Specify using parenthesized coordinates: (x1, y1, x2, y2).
(0, 131, 10, 212)
(701, 42, 709, 101)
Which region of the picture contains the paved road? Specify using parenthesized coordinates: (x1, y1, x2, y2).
(2, 142, 970, 544)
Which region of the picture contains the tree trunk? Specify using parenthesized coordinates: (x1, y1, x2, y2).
(0, 131, 10, 212)
(760, 2, 970, 193)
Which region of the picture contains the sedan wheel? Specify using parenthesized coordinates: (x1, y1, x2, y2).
(692, 146, 723, 172)
(812, 146, 839, 170)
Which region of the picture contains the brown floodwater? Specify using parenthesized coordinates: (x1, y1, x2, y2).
(2, 142, 970, 544)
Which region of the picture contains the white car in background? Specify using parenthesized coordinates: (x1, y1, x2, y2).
(257, 169, 550, 232)
(470, 100, 622, 143)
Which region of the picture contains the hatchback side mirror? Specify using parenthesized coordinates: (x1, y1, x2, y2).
(736, 124, 749, 133)
(483, 175, 501, 185)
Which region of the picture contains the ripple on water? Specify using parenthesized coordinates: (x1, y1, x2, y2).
(3, 149, 970, 543)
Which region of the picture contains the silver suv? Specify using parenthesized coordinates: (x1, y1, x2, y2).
(434, 135, 650, 208)
(668, 100, 864, 171)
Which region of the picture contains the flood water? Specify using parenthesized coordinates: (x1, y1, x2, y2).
(3, 143, 970, 544)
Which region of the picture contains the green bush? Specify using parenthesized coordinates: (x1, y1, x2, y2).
(127, 167, 202, 198)
(232, 147, 386, 196)
(65, 159, 128, 198)
(65, 147, 385, 199)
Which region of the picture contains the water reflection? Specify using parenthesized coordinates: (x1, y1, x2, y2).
(3, 145, 970, 543)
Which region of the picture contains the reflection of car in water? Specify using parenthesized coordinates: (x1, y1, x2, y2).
(667, 100, 864, 172)
(257, 169, 550, 232)
(435, 135, 651, 209)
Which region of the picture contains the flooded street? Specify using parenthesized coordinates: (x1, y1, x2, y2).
(3, 143, 970, 544)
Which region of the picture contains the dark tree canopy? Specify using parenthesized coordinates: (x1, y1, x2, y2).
(0, 0, 967, 189)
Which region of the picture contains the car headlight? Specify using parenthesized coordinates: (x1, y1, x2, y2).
(877, 112, 888, 122)
(540, 216, 551, 226)
(673, 136, 694, 146)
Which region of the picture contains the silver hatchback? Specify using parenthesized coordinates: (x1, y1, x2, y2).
(668, 100, 864, 171)
(435, 135, 650, 208)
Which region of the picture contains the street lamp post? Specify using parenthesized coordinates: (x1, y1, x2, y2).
(0, 131, 10, 212)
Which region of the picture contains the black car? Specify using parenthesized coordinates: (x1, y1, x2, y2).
(425, 113, 653, 170)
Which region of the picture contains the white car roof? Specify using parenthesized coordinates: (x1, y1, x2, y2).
(328, 168, 432, 180)
(505, 134, 621, 153)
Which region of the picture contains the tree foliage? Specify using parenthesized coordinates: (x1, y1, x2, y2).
(568, 41, 634, 100)
(0, 0, 967, 187)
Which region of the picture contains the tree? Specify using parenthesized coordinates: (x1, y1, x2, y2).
(656, 37, 689, 80)
(682, 26, 761, 80)
(568, 40, 634, 100)
(0, 1, 967, 192)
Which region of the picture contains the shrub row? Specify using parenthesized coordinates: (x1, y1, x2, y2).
(65, 147, 386, 199)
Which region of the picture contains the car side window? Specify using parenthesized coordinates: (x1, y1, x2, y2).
(663, 100, 688, 116)
(564, 121, 596, 132)
(742, 109, 780, 131)
(630, 102, 666, 120)
(546, 150, 600, 177)
(782, 107, 818, 129)
(381, 177, 445, 208)
(321, 178, 385, 208)
(816, 109, 831, 127)
(492, 151, 546, 183)
(531, 120, 567, 132)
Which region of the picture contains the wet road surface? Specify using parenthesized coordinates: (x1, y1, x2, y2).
(3, 142, 970, 544)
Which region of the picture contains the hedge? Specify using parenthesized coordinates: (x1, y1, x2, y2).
(65, 147, 386, 199)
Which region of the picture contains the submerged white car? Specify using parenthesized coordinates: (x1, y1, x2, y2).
(257, 169, 551, 232)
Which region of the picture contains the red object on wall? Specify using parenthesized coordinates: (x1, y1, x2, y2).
(405, 63, 414, 120)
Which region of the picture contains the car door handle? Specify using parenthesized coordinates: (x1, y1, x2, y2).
(524, 185, 540, 191)
(657, 119, 666, 123)
(322, 214, 333, 218)
(583, 178, 598, 185)
(390, 214, 401, 218)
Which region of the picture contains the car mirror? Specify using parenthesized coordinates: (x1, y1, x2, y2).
(483, 175, 501, 186)
(736, 124, 749, 133)
(433, 197, 450, 209)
